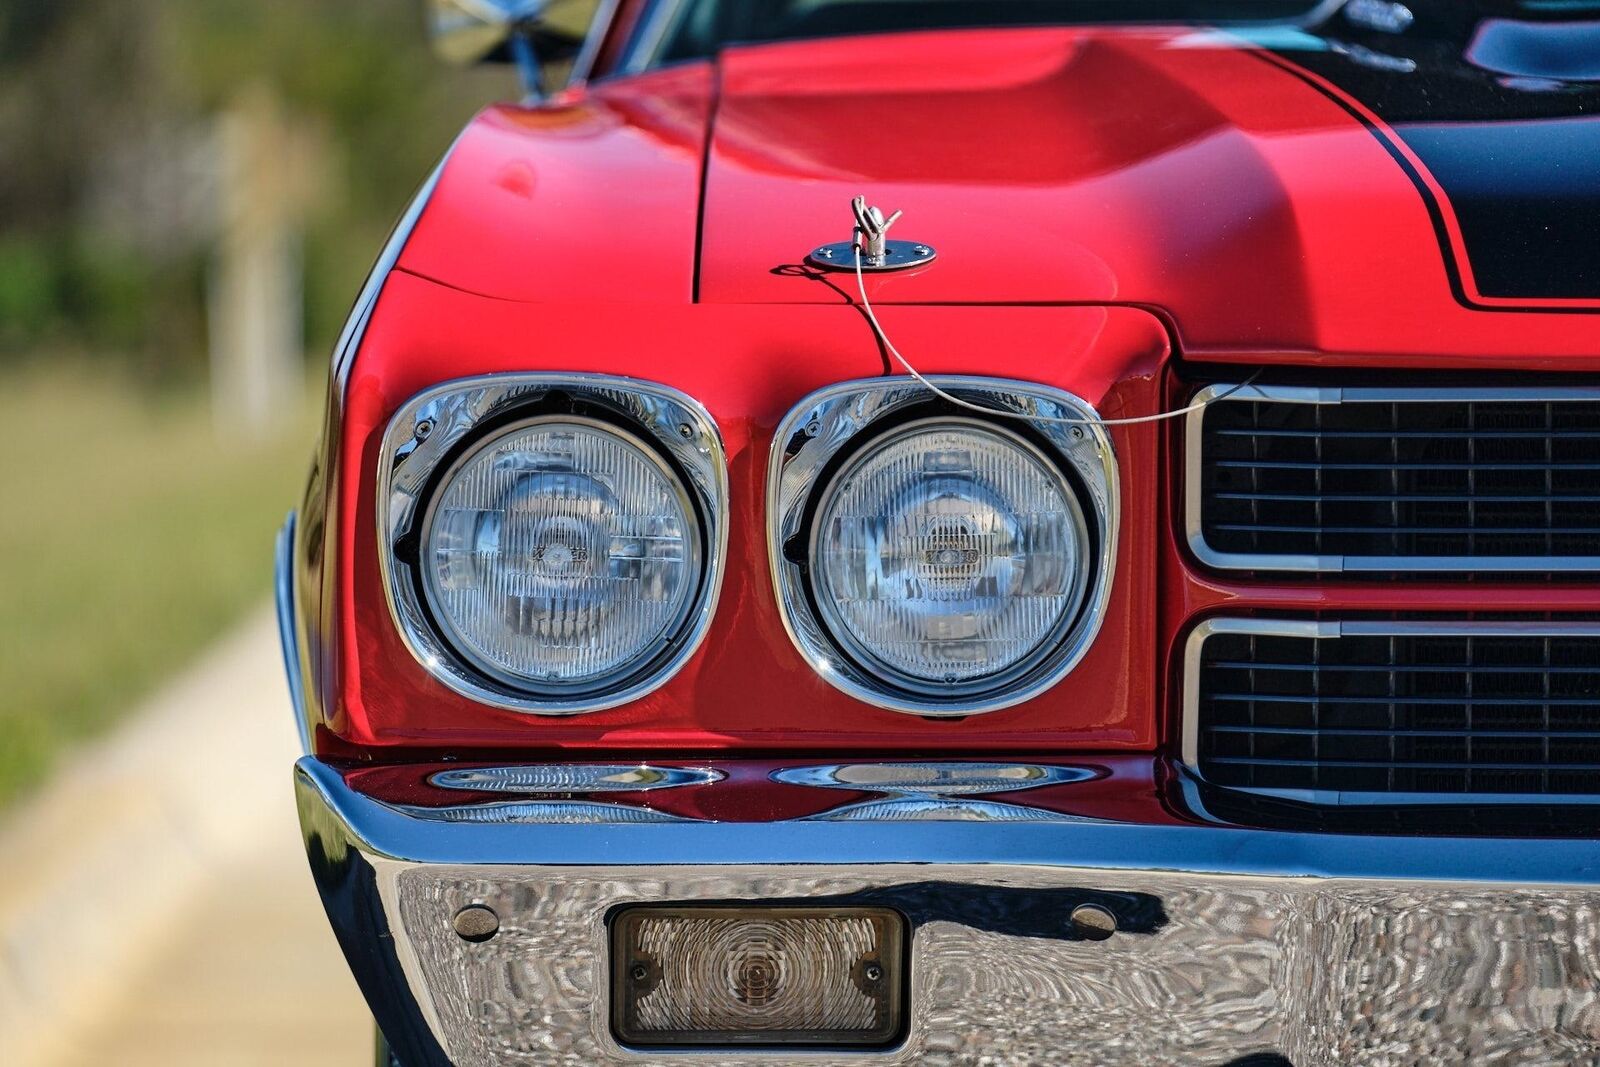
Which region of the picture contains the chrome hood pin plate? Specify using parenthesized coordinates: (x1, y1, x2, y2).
(807, 195, 937, 272)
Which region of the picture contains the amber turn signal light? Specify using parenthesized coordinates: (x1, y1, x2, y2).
(611, 905, 906, 1049)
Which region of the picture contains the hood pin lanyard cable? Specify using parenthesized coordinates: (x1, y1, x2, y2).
(828, 198, 1263, 428)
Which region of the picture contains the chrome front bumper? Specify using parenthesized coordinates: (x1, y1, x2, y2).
(296, 758, 1600, 1067)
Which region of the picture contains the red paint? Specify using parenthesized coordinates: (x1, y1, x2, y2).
(300, 24, 1600, 764)
(318, 270, 1169, 758)
(404, 28, 1600, 363)
(400, 63, 713, 304)
(1255, 48, 1600, 314)
(694, 28, 1600, 359)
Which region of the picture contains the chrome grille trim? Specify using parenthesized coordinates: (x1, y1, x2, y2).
(1181, 618, 1600, 806)
(1184, 384, 1600, 572)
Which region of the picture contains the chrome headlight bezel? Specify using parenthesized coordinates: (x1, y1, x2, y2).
(377, 374, 727, 716)
(767, 377, 1119, 716)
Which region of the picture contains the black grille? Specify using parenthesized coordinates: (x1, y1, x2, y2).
(1183, 780, 1600, 837)
(1197, 392, 1600, 563)
(1194, 627, 1600, 796)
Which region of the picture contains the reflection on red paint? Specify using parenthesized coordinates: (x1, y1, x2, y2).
(299, 24, 1600, 766)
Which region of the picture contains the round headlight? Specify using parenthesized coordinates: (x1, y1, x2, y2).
(420, 415, 701, 693)
(809, 418, 1090, 698)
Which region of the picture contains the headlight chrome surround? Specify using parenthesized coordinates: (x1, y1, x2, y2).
(378, 374, 727, 715)
(767, 377, 1119, 716)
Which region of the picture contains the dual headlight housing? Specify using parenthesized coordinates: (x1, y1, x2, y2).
(377, 375, 728, 714)
(768, 377, 1118, 715)
(378, 374, 1115, 716)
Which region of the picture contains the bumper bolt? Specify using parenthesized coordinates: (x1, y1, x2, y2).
(453, 904, 499, 943)
(1069, 903, 1117, 941)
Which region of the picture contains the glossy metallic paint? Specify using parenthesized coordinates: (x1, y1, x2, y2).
(295, 22, 1600, 765)
(320, 278, 1167, 755)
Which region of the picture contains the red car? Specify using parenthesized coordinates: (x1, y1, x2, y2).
(279, 1, 1600, 1063)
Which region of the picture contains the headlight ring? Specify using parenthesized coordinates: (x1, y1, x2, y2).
(768, 377, 1119, 716)
(378, 374, 727, 715)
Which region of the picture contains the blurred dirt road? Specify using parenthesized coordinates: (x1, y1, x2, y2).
(1, 609, 368, 1066)
(45, 823, 368, 1066)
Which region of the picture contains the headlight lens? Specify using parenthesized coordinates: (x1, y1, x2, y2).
(809, 418, 1089, 696)
(421, 416, 701, 692)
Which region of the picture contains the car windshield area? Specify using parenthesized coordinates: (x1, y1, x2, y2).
(646, 0, 1329, 65)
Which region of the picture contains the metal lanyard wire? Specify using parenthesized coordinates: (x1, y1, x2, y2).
(851, 242, 1261, 426)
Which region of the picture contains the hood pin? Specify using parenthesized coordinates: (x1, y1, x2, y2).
(807, 195, 937, 272)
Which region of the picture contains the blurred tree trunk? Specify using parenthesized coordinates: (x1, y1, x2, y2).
(207, 86, 317, 438)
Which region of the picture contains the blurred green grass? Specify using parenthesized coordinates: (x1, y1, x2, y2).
(0, 360, 311, 808)
(0, 1, 573, 812)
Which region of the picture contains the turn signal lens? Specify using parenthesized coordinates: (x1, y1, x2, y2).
(421, 416, 700, 693)
(810, 418, 1089, 696)
(612, 907, 905, 1048)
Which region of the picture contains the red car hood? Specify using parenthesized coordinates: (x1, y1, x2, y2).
(399, 26, 1598, 363)
(701, 27, 1306, 314)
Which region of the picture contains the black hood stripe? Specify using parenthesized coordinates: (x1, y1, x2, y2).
(1257, 44, 1600, 313)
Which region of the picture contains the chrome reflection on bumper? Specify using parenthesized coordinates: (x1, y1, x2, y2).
(273, 511, 311, 755)
(296, 758, 1600, 1066)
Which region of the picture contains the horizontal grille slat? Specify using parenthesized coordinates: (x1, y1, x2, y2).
(1191, 626, 1600, 798)
(1216, 493, 1590, 503)
(1212, 428, 1600, 440)
(1210, 459, 1600, 470)
(1207, 661, 1600, 674)
(1193, 390, 1600, 568)
(1209, 758, 1600, 771)
(1213, 525, 1587, 536)
(1210, 725, 1600, 738)
(1210, 693, 1600, 706)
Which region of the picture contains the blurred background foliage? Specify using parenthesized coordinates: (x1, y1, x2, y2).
(0, 0, 516, 806)
(0, 0, 509, 365)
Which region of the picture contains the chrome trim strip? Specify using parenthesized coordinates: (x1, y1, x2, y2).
(274, 511, 311, 755)
(430, 764, 724, 793)
(285, 145, 453, 738)
(1189, 778, 1600, 808)
(376, 373, 729, 715)
(393, 799, 693, 824)
(1179, 761, 1600, 817)
(1180, 617, 1337, 770)
(794, 795, 1101, 823)
(299, 756, 1600, 1065)
(1184, 383, 1600, 573)
(766, 376, 1120, 716)
(331, 152, 452, 399)
(566, 0, 623, 89)
(298, 753, 1600, 883)
(1181, 617, 1600, 805)
(624, 0, 1350, 74)
(769, 762, 1097, 795)
(1297, 0, 1358, 26)
(618, 0, 689, 75)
